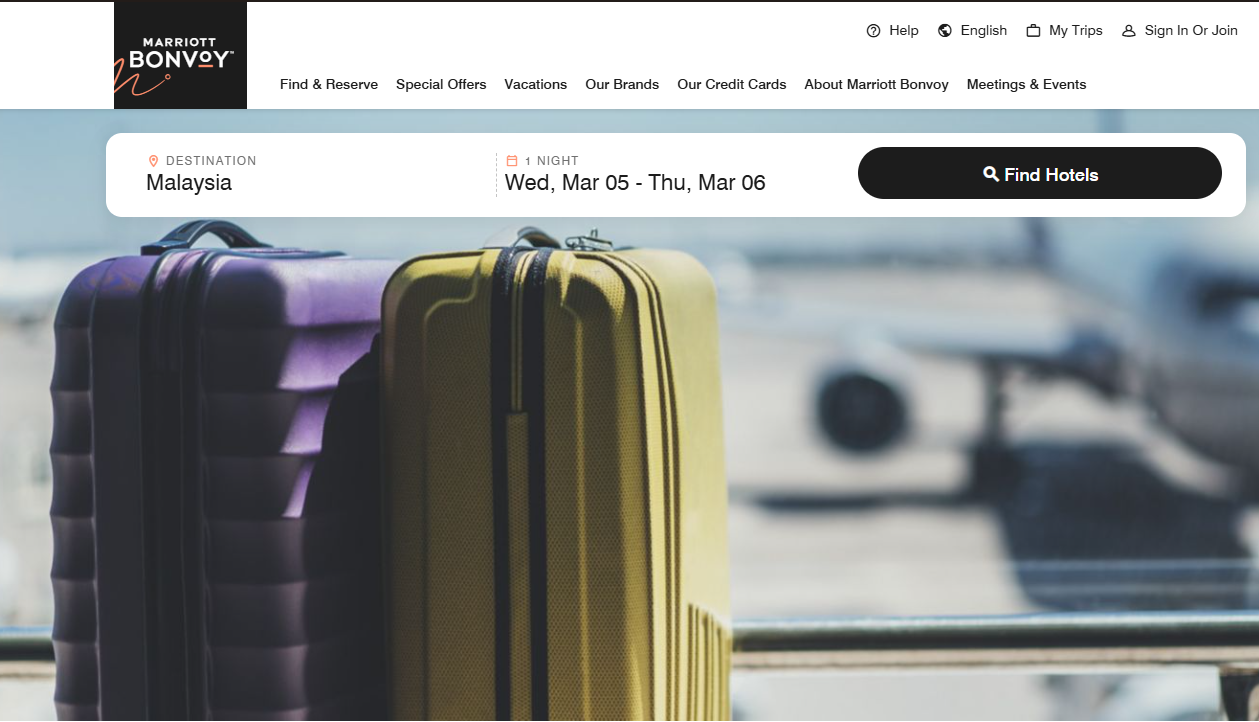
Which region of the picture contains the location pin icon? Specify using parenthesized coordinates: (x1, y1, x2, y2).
(149, 155, 158, 167)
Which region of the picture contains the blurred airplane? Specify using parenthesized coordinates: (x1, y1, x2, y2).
(713, 212, 1259, 487)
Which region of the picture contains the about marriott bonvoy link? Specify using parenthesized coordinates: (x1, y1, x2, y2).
(804, 79, 951, 91)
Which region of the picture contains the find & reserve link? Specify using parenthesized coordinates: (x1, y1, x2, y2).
(279, 78, 382, 90)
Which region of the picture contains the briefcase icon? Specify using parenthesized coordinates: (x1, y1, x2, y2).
(1026, 24, 1041, 37)
(506, 155, 517, 166)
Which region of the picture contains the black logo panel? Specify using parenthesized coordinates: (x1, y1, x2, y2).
(114, 2, 247, 109)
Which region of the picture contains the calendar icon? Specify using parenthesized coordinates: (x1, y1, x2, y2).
(506, 155, 517, 166)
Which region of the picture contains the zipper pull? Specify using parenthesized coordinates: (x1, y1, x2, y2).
(564, 228, 614, 252)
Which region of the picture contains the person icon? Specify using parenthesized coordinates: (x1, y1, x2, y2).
(1123, 24, 1136, 37)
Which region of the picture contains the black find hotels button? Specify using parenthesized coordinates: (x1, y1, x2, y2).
(858, 147, 1223, 199)
(114, 2, 247, 109)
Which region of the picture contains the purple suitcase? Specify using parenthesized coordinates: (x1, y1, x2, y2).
(50, 221, 394, 719)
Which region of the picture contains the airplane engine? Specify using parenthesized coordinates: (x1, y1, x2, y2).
(815, 344, 913, 454)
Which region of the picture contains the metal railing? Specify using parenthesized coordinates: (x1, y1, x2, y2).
(0, 626, 52, 663)
(732, 612, 1259, 721)
(7, 612, 1259, 718)
(732, 611, 1259, 670)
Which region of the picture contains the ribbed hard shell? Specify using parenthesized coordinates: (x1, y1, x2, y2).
(50, 250, 395, 719)
(51, 260, 118, 721)
(382, 248, 730, 720)
(198, 255, 392, 718)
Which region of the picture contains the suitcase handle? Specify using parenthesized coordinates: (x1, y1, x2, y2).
(141, 220, 271, 256)
(482, 226, 563, 250)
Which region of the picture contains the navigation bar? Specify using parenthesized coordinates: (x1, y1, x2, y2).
(3, 2, 1256, 110)
(246, 2, 1256, 110)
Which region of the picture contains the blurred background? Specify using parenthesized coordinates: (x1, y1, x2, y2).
(3, 109, 1259, 718)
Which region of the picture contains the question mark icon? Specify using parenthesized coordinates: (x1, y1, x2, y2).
(867, 24, 881, 37)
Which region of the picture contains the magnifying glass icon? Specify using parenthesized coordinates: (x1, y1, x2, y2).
(983, 166, 1000, 182)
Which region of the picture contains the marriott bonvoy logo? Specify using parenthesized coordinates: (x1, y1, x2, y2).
(113, 2, 248, 109)
(114, 38, 236, 96)
(133, 37, 234, 70)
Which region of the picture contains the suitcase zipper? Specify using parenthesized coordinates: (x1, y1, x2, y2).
(140, 250, 205, 718)
(510, 253, 533, 412)
(490, 245, 553, 720)
(178, 252, 217, 720)
(521, 248, 552, 722)
(145, 249, 217, 719)
(490, 247, 524, 720)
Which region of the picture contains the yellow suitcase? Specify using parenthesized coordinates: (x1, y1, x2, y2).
(381, 229, 730, 720)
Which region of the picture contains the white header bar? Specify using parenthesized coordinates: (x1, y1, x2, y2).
(2, 2, 1259, 110)
(105, 133, 1247, 217)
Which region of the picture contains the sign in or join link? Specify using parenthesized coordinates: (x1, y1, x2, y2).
(983, 165, 1100, 182)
